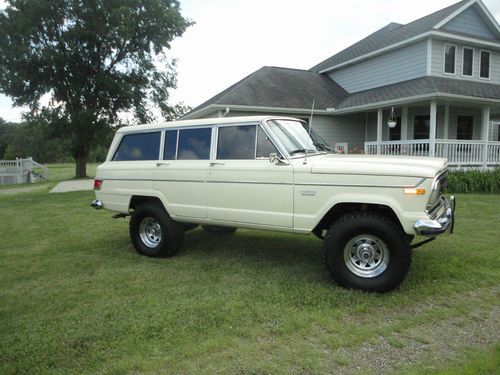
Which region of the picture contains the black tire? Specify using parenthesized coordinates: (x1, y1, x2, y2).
(202, 225, 237, 234)
(129, 202, 184, 257)
(324, 212, 411, 293)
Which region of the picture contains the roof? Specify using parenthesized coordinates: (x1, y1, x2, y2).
(334, 76, 500, 111)
(118, 116, 299, 133)
(184, 66, 348, 118)
(311, 0, 474, 72)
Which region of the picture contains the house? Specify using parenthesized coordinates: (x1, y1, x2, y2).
(183, 0, 500, 168)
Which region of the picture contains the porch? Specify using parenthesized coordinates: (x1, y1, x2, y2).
(365, 139, 500, 167)
(362, 99, 500, 168)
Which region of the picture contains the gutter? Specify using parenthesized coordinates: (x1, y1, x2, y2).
(182, 104, 334, 120)
(328, 92, 500, 114)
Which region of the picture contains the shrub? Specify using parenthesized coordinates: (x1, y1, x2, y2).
(447, 168, 500, 193)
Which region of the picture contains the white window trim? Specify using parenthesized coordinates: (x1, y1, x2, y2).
(479, 49, 491, 80)
(461, 47, 474, 77)
(443, 43, 457, 75)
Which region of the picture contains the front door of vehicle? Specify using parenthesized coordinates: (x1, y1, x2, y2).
(154, 127, 211, 219)
(206, 124, 294, 228)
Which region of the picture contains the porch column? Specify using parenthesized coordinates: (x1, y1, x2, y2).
(401, 106, 408, 140)
(482, 106, 490, 168)
(429, 100, 437, 157)
(377, 108, 383, 155)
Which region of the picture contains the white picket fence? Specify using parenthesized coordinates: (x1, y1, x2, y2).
(0, 157, 49, 185)
(365, 140, 500, 168)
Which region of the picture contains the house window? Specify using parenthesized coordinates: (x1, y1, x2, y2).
(444, 44, 456, 74)
(389, 117, 402, 141)
(413, 116, 430, 139)
(462, 47, 473, 76)
(456, 116, 473, 140)
(480, 50, 490, 79)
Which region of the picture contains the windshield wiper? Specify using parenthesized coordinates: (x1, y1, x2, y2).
(289, 148, 317, 155)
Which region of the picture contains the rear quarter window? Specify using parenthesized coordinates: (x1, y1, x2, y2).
(113, 132, 161, 161)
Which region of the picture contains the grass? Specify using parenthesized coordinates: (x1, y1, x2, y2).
(0, 188, 499, 374)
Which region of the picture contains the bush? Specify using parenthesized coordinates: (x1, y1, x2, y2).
(447, 168, 500, 193)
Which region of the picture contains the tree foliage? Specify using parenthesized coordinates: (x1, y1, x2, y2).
(0, 0, 192, 177)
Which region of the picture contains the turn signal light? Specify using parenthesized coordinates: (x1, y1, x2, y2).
(94, 179, 103, 190)
(403, 188, 425, 195)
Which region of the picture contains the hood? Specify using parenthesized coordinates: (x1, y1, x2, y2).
(310, 154, 447, 178)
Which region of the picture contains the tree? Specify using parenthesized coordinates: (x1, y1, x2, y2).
(0, 0, 192, 177)
(163, 102, 192, 121)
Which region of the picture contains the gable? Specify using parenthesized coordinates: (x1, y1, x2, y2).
(441, 4, 499, 40)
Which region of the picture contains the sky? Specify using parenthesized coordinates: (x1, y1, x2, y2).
(0, 0, 499, 122)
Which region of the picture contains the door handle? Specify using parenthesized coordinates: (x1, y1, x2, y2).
(156, 162, 170, 167)
(210, 162, 225, 167)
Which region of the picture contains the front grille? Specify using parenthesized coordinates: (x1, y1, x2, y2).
(427, 197, 446, 220)
(426, 170, 448, 214)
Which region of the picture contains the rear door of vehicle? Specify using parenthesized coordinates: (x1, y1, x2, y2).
(154, 126, 212, 219)
(206, 123, 294, 228)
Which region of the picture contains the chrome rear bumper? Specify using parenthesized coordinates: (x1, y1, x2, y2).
(91, 199, 103, 209)
(414, 196, 455, 236)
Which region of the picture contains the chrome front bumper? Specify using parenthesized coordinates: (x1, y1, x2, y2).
(414, 196, 455, 236)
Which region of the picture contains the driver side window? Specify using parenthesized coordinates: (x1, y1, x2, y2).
(216, 124, 278, 160)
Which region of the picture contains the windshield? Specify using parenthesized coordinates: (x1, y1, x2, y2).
(266, 119, 334, 156)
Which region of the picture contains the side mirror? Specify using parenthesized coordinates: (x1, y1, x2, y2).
(269, 153, 278, 163)
(269, 153, 289, 165)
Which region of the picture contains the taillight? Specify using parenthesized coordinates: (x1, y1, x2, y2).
(94, 179, 103, 190)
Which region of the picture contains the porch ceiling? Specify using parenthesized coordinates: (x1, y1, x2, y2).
(332, 76, 500, 113)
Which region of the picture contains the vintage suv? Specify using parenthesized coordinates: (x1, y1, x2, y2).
(92, 116, 455, 292)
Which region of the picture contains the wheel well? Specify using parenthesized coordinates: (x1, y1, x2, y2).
(313, 203, 402, 236)
(129, 196, 164, 211)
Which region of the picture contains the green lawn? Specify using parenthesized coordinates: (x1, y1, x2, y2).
(0, 188, 499, 374)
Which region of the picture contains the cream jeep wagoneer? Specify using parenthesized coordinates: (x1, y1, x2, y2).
(92, 116, 455, 292)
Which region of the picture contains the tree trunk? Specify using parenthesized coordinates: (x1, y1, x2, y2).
(75, 150, 89, 178)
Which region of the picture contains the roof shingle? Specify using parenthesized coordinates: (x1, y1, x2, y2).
(335, 76, 500, 109)
(187, 66, 348, 115)
(310, 0, 471, 72)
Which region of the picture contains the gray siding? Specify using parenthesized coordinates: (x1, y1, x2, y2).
(313, 114, 366, 152)
(431, 39, 500, 84)
(441, 5, 497, 40)
(328, 41, 427, 93)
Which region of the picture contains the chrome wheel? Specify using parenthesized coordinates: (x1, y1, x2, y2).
(343, 235, 390, 278)
(139, 217, 162, 248)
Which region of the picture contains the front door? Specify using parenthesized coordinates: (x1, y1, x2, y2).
(206, 123, 294, 228)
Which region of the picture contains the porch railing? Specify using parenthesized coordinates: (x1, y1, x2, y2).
(0, 157, 49, 185)
(364, 140, 500, 167)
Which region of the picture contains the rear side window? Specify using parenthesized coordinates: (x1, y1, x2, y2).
(113, 132, 161, 161)
(163, 129, 178, 160)
(177, 128, 212, 160)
